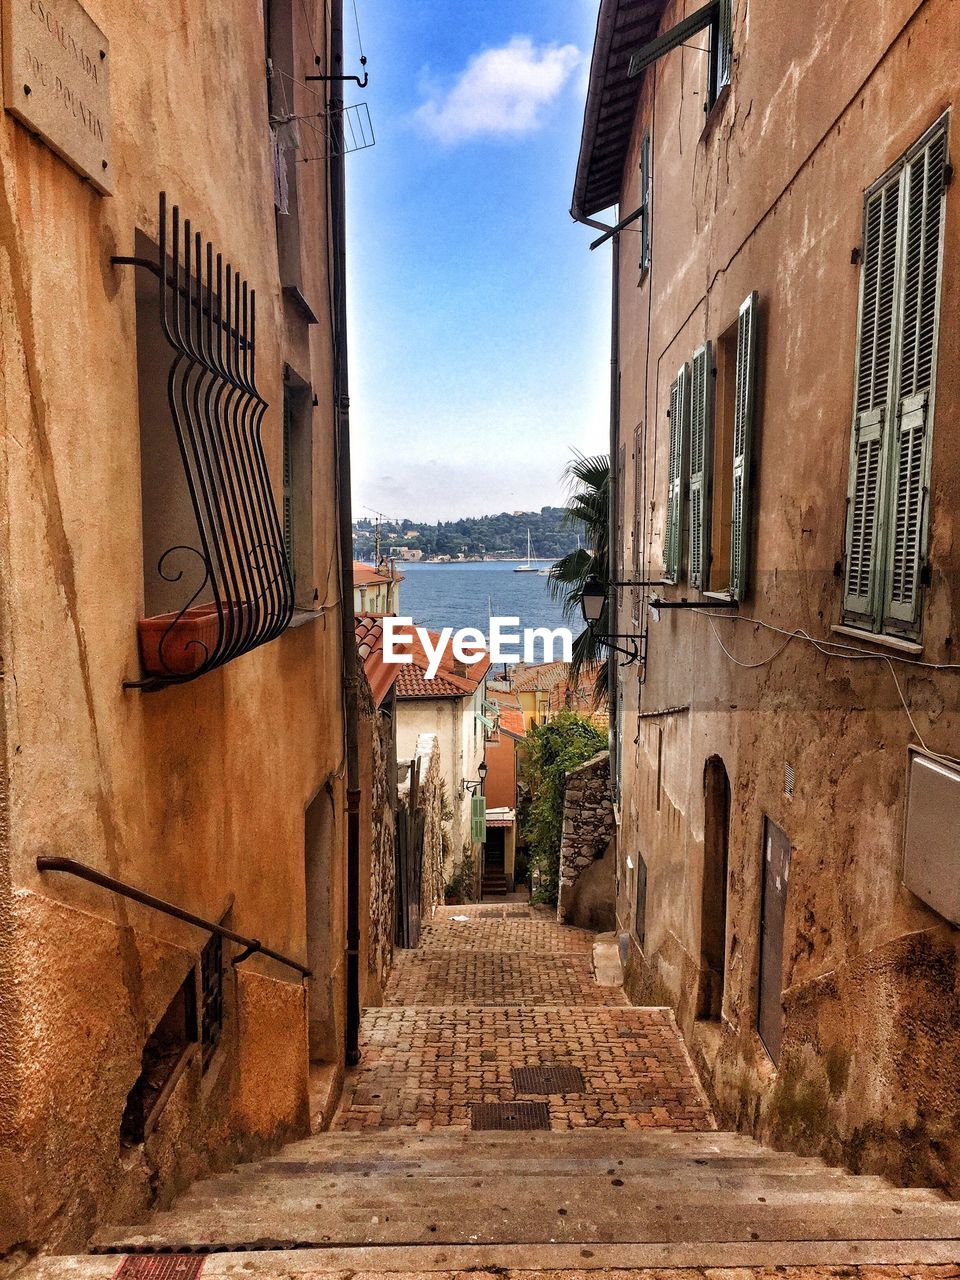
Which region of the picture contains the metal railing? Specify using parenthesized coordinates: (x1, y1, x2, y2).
(114, 192, 294, 690)
(36, 856, 311, 978)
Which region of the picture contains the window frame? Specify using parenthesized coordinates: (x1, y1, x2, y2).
(841, 113, 949, 642)
(639, 131, 652, 275)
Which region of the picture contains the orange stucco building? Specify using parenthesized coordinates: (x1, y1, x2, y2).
(575, 0, 960, 1188)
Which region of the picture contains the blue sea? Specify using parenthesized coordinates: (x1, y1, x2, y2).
(395, 561, 570, 636)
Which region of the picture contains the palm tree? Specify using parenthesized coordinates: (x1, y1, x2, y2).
(547, 451, 610, 701)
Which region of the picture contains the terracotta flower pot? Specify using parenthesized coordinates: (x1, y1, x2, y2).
(138, 603, 221, 677)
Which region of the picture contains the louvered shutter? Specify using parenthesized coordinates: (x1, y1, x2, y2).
(471, 795, 486, 843)
(843, 179, 900, 622)
(688, 343, 714, 589)
(640, 133, 651, 271)
(717, 0, 733, 91)
(883, 124, 947, 629)
(664, 363, 689, 583)
(730, 294, 758, 601)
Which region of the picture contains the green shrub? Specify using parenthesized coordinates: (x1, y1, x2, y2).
(519, 711, 606, 906)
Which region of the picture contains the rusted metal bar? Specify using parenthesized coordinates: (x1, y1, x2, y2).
(36, 855, 311, 978)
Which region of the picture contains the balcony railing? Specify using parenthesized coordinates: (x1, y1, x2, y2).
(115, 193, 294, 690)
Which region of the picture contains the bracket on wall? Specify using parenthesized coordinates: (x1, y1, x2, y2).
(306, 54, 368, 87)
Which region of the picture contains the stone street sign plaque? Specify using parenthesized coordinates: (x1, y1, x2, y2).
(2, 0, 112, 193)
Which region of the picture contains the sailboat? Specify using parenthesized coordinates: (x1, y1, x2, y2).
(513, 529, 540, 572)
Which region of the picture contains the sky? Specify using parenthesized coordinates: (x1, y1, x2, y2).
(345, 0, 612, 524)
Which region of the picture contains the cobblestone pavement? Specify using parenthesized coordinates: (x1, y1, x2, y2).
(385, 951, 629, 1006)
(336, 907, 713, 1133)
(334, 1005, 716, 1131)
(419, 916, 597, 953)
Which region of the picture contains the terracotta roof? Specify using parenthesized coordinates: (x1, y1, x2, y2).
(486, 689, 525, 739)
(572, 0, 668, 220)
(354, 614, 399, 709)
(353, 560, 404, 587)
(393, 627, 491, 701)
(508, 662, 571, 693)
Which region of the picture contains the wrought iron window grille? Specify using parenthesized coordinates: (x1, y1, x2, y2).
(115, 193, 294, 691)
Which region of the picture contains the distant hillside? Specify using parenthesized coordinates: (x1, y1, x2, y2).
(353, 508, 582, 561)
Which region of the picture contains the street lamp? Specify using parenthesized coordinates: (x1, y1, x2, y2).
(463, 760, 488, 796)
(580, 575, 607, 624)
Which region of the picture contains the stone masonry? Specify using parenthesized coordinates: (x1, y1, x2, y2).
(558, 751, 615, 928)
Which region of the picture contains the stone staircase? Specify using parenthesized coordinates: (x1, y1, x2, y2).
(20, 1127, 960, 1276)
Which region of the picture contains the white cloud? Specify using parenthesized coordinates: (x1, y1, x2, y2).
(415, 37, 581, 145)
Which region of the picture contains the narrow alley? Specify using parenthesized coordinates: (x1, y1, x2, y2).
(25, 910, 960, 1276)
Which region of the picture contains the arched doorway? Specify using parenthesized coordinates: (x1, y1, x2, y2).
(698, 756, 731, 1021)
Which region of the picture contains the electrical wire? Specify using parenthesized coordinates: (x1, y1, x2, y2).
(695, 609, 960, 768)
(350, 0, 364, 61)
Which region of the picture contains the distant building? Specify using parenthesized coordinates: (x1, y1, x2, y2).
(482, 691, 526, 895)
(352, 561, 403, 613)
(509, 663, 607, 732)
(394, 633, 491, 889)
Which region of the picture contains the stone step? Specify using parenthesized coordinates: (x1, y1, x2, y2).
(90, 1140, 960, 1253)
(269, 1126, 766, 1160)
(21, 1238, 960, 1277)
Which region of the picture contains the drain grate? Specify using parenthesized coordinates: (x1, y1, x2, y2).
(115, 1259, 205, 1279)
(512, 1064, 586, 1094)
(505, 908, 530, 918)
(471, 1100, 550, 1130)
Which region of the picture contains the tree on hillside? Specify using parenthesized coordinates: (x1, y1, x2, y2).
(547, 452, 610, 700)
(520, 711, 608, 906)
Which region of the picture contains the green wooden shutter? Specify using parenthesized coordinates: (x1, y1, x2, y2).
(717, 0, 733, 91)
(471, 795, 486, 843)
(664, 363, 689, 583)
(843, 179, 900, 623)
(730, 293, 758, 601)
(883, 124, 947, 630)
(688, 342, 714, 589)
(640, 132, 651, 271)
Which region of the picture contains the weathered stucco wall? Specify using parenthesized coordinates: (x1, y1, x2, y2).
(558, 751, 615, 931)
(0, 0, 348, 1256)
(609, 0, 960, 1190)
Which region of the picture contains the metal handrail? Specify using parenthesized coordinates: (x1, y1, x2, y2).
(36, 856, 311, 978)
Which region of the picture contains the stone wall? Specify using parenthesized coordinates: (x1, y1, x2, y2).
(397, 734, 445, 933)
(368, 701, 397, 997)
(358, 672, 397, 1007)
(558, 751, 615, 931)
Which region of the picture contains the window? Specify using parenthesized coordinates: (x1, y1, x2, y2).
(686, 293, 759, 598)
(688, 342, 714, 589)
(200, 930, 225, 1069)
(842, 116, 948, 640)
(639, 132, 652, 273)
(266, 0, 306, 293)
(120, 968, 197, 1146)
(663, 363, 689, 583)
(282, 371, 315, 608)
(634, 852, 648, 950)
(707, 0, 733, 110)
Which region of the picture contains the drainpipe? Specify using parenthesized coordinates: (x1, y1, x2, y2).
(329, 0, 362, 1067)
(605, 238, 620, 728)
(572, 207, 620, 768)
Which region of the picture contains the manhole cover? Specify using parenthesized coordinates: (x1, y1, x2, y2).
(471, 1101, 550, 1130)
(512, 1065, 586, 1094)
(115, 1259, 205, 1279)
